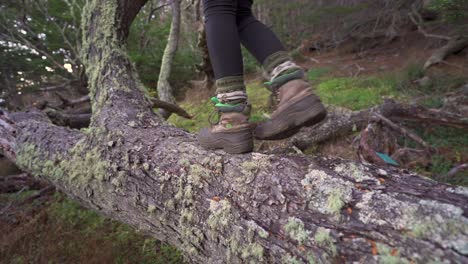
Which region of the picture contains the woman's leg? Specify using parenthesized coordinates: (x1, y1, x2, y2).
(236, 0, 327, 140)
(236, 0, 289, 73)
(198, 0, 253, 154)
(204, 0, 243, 80)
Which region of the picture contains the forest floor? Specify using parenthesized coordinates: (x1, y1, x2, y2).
(1, 34, 467, 263)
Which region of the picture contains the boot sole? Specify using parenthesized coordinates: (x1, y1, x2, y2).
(255, 94, 327, 140)
(198, 127, 254, 154)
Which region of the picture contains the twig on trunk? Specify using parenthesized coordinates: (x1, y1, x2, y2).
(52, 94, 192, 119)
(371, 113, 435, 152)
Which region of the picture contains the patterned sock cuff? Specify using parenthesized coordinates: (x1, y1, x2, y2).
(262, 51, 292, 76)
(215, 76, 246, 94)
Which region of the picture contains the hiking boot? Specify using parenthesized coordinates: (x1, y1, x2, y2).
(198, 112, 253, 154)
(254, 79, 327, 140)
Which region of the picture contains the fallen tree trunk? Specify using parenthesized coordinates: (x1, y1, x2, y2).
(259, 99, 468, 154)
(0, 1, 467, 263)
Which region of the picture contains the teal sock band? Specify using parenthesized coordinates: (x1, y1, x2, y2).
(211, 97, 250, 113)
(264, 69, 304, 91)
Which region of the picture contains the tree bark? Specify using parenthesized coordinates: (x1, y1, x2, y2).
(1, 1, 467, 263)
(157, 0, 182, 119)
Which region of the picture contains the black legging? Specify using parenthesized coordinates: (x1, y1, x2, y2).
(203, 0, 286, 80)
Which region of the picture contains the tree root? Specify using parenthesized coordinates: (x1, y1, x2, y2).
(423, 36, 468, 70)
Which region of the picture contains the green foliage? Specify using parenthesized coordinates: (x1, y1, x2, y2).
(428, 0, 468, 23)
(401, 125, 468, 186)
(49, 195, 107, 231)
(128, 4, 200, 97)
(0, 0, 84, 96)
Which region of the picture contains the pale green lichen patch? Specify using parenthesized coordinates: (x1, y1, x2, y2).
(227, 227, 264, 263)
(16, 140, 109, 188)
(301, 169, 352, 216)
(240, 243, 264, 261)
(178, 158, 191, 167)
(334, 162, 378, 184)
(327, 189, 345, 215)
(246, 220, 269, 239)
(238, 153, 271, 183)
(207, 199, 233, 230)
(446, 186, 468, 197)
(189, 164, 211, 188)
(356, 191, 468, 256)
(314, 227, 337, 256)
(242, 161, 258, 174)
(147, 204, 156, 214)
(111, 171, 125, 188)
(16, 144, 62, 178)
(62, 139, 109, 186)
(284, 217, 311, 244)
(282, 254, 301, 264)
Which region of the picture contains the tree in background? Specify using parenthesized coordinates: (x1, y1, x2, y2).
(128, 0, 200, 100)
(157, 0, 181, 119)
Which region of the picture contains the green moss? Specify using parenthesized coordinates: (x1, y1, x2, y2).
(284, 217, 310, 245)
(326, 189, 345, 215)
(315, 77, 397, 110)
(314, 227, 336, 256)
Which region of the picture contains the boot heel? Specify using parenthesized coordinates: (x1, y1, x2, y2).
(222, 130, 254, 154)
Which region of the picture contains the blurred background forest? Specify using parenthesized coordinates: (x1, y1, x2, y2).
(1, 0, 467, 262)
